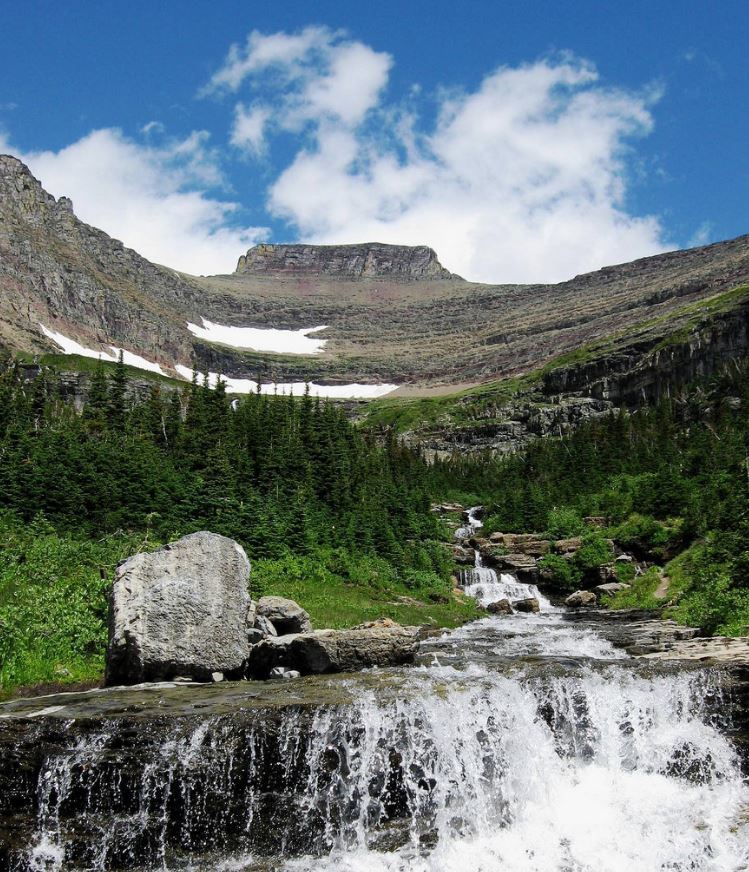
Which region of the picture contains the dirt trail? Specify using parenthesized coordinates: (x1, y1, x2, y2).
(654, 573, 671, 600)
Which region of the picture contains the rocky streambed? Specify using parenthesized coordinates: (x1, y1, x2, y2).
(2, 603, 749, 871)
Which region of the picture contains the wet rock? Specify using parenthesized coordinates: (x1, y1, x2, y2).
(565, 590, 598, 607)
(561, 609, 700, 654)
(640, 636, 749, 664)
(513, 598, 540, 614)
(485, 552, 539, 584)
(106, 532, 252, 685)
(595, 582, 632, 597)
(256, 596, 312, 635)
(486, 599, 514, 615)
(247, 626, 419, 679)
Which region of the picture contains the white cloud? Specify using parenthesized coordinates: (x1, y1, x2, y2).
(3, 127, 267, 275)
(256, 54, 670, 283)
(206, 26, 392, 131)
(202, 26, 334, 93)
(230, 103, 271, 155)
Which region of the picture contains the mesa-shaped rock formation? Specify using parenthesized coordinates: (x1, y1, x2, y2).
(235, 242, 454, 279)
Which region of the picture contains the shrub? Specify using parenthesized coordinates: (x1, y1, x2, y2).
(538, 553, 580, 592)
(572, 532, 614, 573)
(610, 513, 683, 561)
(545, 507, 586, 539)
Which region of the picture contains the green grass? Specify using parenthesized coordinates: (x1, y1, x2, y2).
(252, 550, 479, 630)
(606, 567, 662, 610)
(16, 352, 186, 387)
(0, 513, 153, 698)
(0, 514, 478, 700)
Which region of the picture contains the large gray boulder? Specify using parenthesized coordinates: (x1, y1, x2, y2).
(247, 625, 419, 679)
(106, 532, 252, 685)
(256, 596, 312, 635)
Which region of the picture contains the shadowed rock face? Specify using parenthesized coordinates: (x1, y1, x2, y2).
(235, 242, 454, 279)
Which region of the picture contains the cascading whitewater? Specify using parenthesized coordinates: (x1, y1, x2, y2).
(3, 507, 748, 871)
(456, 506, 552, 609)
(461, 552, 552, 609)
(10, 661, 748, 871)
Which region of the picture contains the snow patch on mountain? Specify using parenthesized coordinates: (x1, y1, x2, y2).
(40, 325, 166, 374)
(186, 319, 328, 354)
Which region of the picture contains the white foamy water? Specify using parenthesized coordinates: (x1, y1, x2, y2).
(186, 319, 329, 355)
(12, 502, 749, 871)
(277, 667, 748, 872)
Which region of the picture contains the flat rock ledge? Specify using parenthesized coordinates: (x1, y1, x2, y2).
(562, 609, 749, 663)
(247, 625, 420, 680)
(640, 636, 749, 665)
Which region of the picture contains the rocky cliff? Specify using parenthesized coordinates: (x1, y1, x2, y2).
(3, 152, 749, 441)
(235, 242, 454, 279)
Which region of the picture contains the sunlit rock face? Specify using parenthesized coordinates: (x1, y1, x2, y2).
(235, 242, 455, 279)
(106, 532, 252, 685)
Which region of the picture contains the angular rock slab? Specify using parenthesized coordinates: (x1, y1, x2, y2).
(106, 531, 252, 685)
(247, 626, 419, 680)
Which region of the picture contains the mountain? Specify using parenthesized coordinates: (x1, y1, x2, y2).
(2, 153, 749, 439)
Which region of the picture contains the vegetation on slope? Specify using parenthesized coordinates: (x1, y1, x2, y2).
(0, 359, 475, 696)
(428, 360, 749, 636)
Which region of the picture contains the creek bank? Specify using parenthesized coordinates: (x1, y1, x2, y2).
(105, 531, 421, 687)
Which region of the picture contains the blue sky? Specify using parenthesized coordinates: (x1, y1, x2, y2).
(0, 0, 746, 283)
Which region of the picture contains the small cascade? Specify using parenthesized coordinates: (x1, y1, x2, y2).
(461, 551, 552, 610)
(454, 505, 484, 540)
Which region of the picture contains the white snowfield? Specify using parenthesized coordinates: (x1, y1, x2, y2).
(39, 325, 398, 400)
(173, 365, 397, 399)
(39, 325, 166, 375)
(186, 319, 328, 355)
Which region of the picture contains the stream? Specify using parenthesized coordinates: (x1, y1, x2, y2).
(1, 518, 748, 870)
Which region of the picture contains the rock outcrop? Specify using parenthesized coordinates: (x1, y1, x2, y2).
(255, 596, 312, 635)
(235, 242, 454, 279)
(246, 625, 419, 679)
(565, 590, 598, 608)
(106, 532, 252, 685)
(513, 598, 540, 614)
(486, 599, 513, 615)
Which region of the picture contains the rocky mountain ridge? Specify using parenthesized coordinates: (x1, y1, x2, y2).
(2, 153, 749, 446)
(236, 242, 454, 279)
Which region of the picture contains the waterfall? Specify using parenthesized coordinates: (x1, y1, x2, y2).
(461, 551, 552, 610)
(454, 505, 484, 540)
(456, 506, 552, 610)
(12, 663, 747, 871)
(2, 506, 748, 871)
